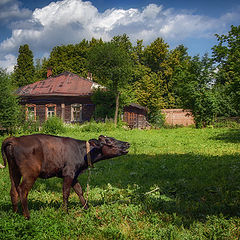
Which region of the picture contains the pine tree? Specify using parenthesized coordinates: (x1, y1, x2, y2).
(14, 44, 35, 87)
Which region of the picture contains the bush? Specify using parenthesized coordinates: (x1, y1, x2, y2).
(80, 121, 116, 132)
(214, 117, 240, 129)
(80, 119, 126, 132)
(148, 110, 165, 128)
(20, 119, 41, 134)
(41, 116, 65, 134)
(91, 89, 116, 120)
(91, 89, 130, 121)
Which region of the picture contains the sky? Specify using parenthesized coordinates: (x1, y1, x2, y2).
(0, 0, 240, 72)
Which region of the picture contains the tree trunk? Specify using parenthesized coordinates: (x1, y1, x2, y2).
(114, 92, 120, 127)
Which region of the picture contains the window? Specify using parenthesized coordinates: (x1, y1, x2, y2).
(45, 104, 56, 120)
(26, 104, 36, 121)
(71, 104, 82, 122)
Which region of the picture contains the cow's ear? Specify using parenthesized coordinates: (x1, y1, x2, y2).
(98, 135, 113, 146)
(88, 139, 101, 148)
(98, 135, 106, 144)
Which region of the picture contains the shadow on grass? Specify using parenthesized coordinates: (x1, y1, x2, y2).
(0, 199, 62, 215)
(88, 152, 240, 222)
(212, 129, 240, 143)
(1, 152, 240, 224)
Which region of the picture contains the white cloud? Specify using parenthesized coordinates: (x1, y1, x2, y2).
(0, 0, 240, 72)
(0, 54, 16, 72)
(0, 0, 31, 22)
(33, 0, 98, 26)
(142, 4, 162, 19)
(158, 14, 219, 39)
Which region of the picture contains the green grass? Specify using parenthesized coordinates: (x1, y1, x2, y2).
(0, 127, 240, 239)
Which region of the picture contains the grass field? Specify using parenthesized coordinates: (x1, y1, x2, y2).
(0, 127, 240, 239)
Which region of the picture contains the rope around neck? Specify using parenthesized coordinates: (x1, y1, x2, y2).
(82, 167, 92, 210)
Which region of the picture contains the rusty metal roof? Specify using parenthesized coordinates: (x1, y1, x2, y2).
(16, 72, 102, 97)
(125, 103, 148, 111)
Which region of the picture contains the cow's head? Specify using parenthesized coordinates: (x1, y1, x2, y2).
(89, 135, 130, 159)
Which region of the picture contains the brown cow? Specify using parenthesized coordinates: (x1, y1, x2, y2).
(1, 134, 130, 219)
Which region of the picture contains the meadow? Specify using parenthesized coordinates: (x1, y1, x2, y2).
(0, 126, 239, 239)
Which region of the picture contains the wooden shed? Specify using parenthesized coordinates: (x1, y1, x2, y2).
(123, 103, 148, 129)
(16, 71, 103, 123)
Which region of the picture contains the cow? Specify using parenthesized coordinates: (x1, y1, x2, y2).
(1, 134, 130, 219)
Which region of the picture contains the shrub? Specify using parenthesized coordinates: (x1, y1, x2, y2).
(148, 110, 165, 128)
(91, 89, 116, 120)
(214, 117, 240, 129)
(80, 121, 116, 132)
(41, 116, 65, 134)
(20, 119, 41, 134)
(80, 119, 126, 132)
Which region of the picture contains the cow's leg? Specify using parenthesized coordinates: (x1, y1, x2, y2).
(72, 179, 89, 209)
(18, 176, 37, 220)
(62, 176, 73, 212)
(9, 167, 21, 213)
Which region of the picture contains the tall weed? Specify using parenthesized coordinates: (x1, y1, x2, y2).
(41, 116, 65, 134)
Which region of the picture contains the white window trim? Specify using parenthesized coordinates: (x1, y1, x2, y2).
(71, 103, 83, 122)
(25, 104, 36, 121)
(45, 104, 56, 120)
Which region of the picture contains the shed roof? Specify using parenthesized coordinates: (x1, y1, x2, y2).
(16, 72, 103, 97)
(125, 103, 148, 111)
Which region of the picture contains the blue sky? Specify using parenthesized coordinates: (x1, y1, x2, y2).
(0, 0, 240, 72)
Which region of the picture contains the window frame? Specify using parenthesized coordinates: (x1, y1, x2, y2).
(45, 104, 57, 120)
(25, 104, 36, 121)
(71, 103, 83, 123)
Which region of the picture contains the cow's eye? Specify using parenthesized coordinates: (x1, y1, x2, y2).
(105, 139, 111, 144)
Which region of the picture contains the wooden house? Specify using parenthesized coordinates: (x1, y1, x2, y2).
(16, 71, 103, 123)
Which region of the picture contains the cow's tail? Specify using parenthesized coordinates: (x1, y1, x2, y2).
(1, 137, 15, 169)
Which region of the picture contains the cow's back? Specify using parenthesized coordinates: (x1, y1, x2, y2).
(37, 134, 85, 178)
(5, 134, 86, 179)
(9, 134, 79, 178)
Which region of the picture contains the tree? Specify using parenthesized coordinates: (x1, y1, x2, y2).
(88, 41, 133, 126)
(171, 44, 191, 107)
(142, 37, 169, 73)
(212, 25, 240, 115)
(91, 89, 116, 119)
(0, 69, 20, 132)
(111, 34, 133, 54)
(45, 42, 88, 77)
(14, 44, 35, 87)
(34, 57, 48, 81)
(134, 71, 165, 110)
(133, 38, 184, 122)
(44, 38, 103, 78)
(141, 38, 182, 108)
(176, 54, 218, 128)
(132, 40, 145, 65)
